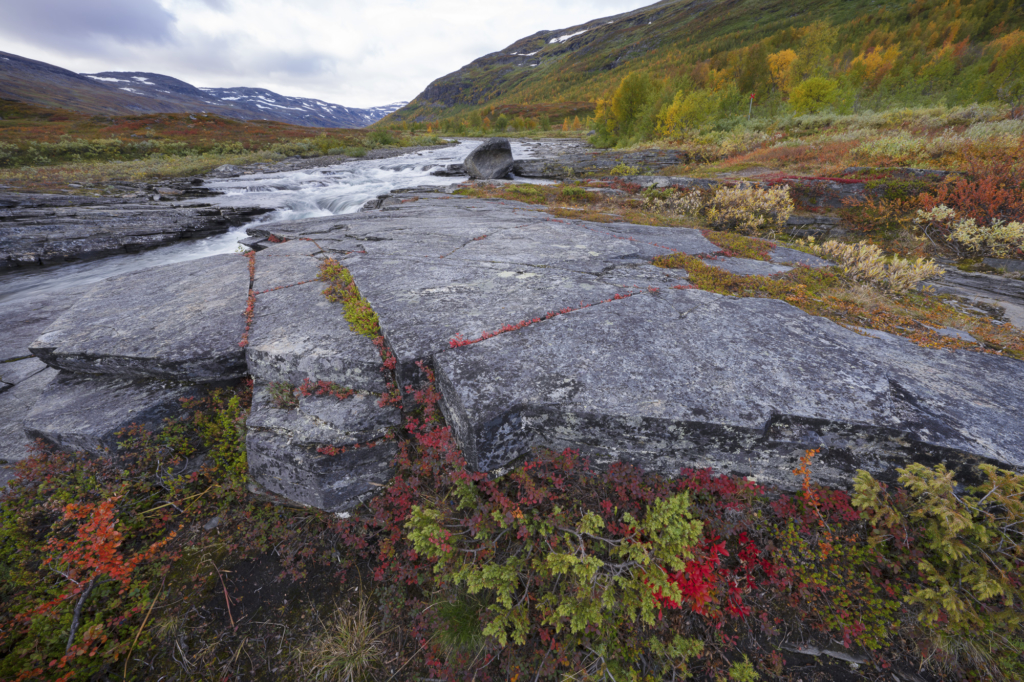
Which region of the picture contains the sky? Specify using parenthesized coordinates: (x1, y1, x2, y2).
(0, 0, 655, 108)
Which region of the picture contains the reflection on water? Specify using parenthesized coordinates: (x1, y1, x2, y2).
(0, 140, 541, 305)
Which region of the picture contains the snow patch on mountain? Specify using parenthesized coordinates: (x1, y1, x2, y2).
(550, 29, 587, 43)
(82, 70, 406, 128)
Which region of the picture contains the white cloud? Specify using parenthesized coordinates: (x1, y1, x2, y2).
(0, 0, 652, 107)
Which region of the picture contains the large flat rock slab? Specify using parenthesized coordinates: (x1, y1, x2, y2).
(1, 357, 49, 391)
(0, 367, 58, 463)
(434, 289, 1024, 488)
(246, 282, 385, 393)
(0, 190, 268, 269)
(246, 382, 400, 511)
(0, 292, 83, 362)
(23, 372, 198, 456)
(30, 254, 250, 382)
(344, 254, 654, 385)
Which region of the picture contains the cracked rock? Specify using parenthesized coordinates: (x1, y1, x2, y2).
(30, 254, 250, 382)
(246, 382, 401, 511)
(23, 371, 197, 457)
(433, 288, 1024, 488)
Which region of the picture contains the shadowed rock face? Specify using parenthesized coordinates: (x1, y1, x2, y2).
(464, 139, 514, 179)
(24, 372, 198, 456)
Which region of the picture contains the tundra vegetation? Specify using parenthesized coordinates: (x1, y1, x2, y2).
(0, 100, 440, 193)
(1, 360, 1022, 681)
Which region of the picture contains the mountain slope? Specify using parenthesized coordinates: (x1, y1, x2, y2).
(388, 0, 1024, 123)
(0, 51, 403, 128)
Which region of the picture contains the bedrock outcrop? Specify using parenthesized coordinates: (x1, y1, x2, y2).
(240, 192, 1020, 505)
(0, 188, 268, 269)
(11, 189, 1024, 510)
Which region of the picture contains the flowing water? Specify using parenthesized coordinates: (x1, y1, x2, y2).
(0, 139, 541, 304)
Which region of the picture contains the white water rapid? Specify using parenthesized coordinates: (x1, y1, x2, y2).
(0, 140, 539, 304)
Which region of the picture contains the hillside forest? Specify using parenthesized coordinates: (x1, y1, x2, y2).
(409, 0, 1023, 144)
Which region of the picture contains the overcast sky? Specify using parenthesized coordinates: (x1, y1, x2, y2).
(0, 0, 654, 108)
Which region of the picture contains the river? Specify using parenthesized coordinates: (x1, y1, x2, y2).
(0, 139, 541, 304)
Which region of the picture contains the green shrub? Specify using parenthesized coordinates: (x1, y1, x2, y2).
(366, 130, 399, 147)
(789, 77, 841, 115)
(853, 464, 1024, 679)
(559, 185, 589, 202)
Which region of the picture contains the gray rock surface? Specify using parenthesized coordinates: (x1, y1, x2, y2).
(0, 292, 83, 362)
(512, 149, 698, 179)
(247, 282, 385, 392)
(433, 288, 1024, 488)
(13, 147, 1024, 515)
(0, 367, 58, 463)
(23, 372, 198, 456)
(246, 384, 400, 511)
(0, 357, 48, 390)
(0, 190, 268, 269)
(983, 258, 1024, 274)
(30, 254, 250, 382)
(464, 138, 514, 179)
(931, 268, 1024, 331)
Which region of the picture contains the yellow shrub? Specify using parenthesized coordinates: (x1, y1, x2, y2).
(705, 182, 794, 233)
(916, 205, 1024, 258)
(807, 238, 943, 291)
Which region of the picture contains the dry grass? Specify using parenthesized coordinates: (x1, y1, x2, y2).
(301, 599, 390, 682)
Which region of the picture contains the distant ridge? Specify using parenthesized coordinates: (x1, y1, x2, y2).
(0, 51, 404, 128)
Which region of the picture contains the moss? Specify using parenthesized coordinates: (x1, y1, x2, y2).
(865, 179, 933, 201)
(654, 254, 1024, 359)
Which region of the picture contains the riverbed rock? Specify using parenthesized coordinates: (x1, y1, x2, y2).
(23, 372, 198, 456)
(931, 268, 1024, 330)
(0, 367, 58, 463)
(30, 254, 250, 382)
(464, 138, 514, 179)
(433, 287, 1024, 488)
(246, 282, 385, 392)
(0, 191, 269, 269)
(0, 292, 83, 362)
(0, 357, 49, 391)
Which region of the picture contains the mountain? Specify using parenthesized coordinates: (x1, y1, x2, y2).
(388, 0, 1024, 123)
(0, 51, 404, 128)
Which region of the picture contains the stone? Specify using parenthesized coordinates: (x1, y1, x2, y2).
(252, 250, 324, 292)
(511, 149, 697, 179)
(23, 372, 198, 457)
(769, 247, 833, 268)
(246, 383, 401, 511)
(930, 268, 1024, 330)
(0, 367, 58, 463)
(702, 257, 792, 277)
(464, 138, 514, 180)
(344, 254, 636, 385)
(30, 254, 250, 382)
(0, 357, 48, 388)
(433, 288, 1024, 489)
(0, 292, 83, 362)
(983, 258, 1024, 274)
(0, 191, 268, 269)
(246, 282, 385, 392)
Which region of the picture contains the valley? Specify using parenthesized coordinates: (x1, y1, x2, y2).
(0, 0, 1022, 680)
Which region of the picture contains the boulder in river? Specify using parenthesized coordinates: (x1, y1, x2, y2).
(463, 138, 514, 179)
